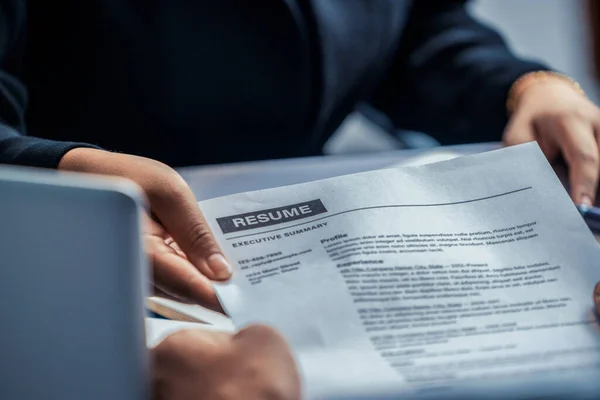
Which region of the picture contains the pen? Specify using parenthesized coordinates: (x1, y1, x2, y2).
(576, 204, 600, 235)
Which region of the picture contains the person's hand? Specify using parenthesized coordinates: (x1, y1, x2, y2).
(503, 77, 600, 206)
(58, 148, 231, 310)
(151, 325, 301, 400)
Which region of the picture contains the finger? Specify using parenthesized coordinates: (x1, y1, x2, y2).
(150, 329, 232, 386)
(234, 325, 291, 354)
(165, 238, 189, 260)
(148, 217, 190, 265)
(144, 214, 168, 238)
(547, 117, 599, 205)
(503, 115, 536, 146)
(504, 115, 561, 160)
(151, 329, 231, 365)
(147, 235, 223, 312)
(233, 325, 302, 398)
(149, 176, 232, 281)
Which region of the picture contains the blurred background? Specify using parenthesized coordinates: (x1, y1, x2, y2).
(326, 0, 600, 155)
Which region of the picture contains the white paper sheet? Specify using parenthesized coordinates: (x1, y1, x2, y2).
(147, 296, 235, 330)
(199, 143, 600, 399)
(145, 318, 234, 347)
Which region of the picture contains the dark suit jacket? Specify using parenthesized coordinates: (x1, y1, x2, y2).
(0, 0, 547, 167)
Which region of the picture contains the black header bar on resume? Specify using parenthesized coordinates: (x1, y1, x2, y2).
(217, 199, 328, 234)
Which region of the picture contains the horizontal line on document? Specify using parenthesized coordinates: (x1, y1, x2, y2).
(225, 186, 533, 240)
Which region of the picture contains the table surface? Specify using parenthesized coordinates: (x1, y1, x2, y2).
(177, 143, 500, 200)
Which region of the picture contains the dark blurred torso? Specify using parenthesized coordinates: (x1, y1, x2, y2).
(23, 1, 410, 166)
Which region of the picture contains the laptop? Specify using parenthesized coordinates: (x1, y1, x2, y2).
(0, 166, 149, 400)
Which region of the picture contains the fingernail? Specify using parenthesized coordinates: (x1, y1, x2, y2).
(580, 195, 593, 207)
(207, 254, 232, 280)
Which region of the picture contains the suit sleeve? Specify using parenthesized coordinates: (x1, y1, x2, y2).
(0, 0, 98, 168)
(369, 0, 550, 144)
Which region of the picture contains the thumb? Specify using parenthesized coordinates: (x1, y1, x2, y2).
(149, 175, 232, 281)
(551, 118, 599, 206)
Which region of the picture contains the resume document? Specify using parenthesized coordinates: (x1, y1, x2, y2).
(198, 143, 600, 399)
